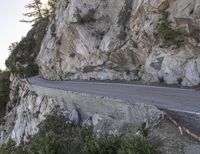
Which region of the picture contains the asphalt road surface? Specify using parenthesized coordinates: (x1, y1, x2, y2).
(27, 76, 200, 137)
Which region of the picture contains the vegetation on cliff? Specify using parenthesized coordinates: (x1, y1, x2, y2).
(5, 0, 57, 78)
(5, 19, 48, 78)
(0, 70, 10, 118)
(154, 10, 184, 48)
(0, 114, 158, 154)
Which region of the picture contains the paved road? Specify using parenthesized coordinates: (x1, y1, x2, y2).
(28, 76, 200, 114)
(163, 109, 200, 140)
(27, 76, 200, 137)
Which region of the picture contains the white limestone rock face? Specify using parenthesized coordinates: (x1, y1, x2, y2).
(0, 82, 163, 145)
(130, 0, 200, 86)
(0, 91, 62, 145)
(38, 0, 142, 81)
(6, 74, 27, 113)
(38, 0, 200, 86)
(182, 60, 200, 86)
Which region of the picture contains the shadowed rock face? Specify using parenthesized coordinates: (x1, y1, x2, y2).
(38, 0, 200, 86)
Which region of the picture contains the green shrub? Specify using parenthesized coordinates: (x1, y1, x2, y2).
(0, 114, 159, 154)
(154, 10, 184, 48)
(75, 8, 96, 24)
(0, 140, 24, 154)
(119, 136, 159, 154)
(85, 135, 122, 154)
(0, 71, 10, 118)
(85, 135, 159, 154)
(25, 132, 73, 154)
(5, 18, 49, 78)
(24, 114, 92, 154)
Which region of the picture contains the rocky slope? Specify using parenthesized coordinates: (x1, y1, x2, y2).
(1, 80, 162, 145)
(38, 0, 200, 86)
(1, 80, 200, 153)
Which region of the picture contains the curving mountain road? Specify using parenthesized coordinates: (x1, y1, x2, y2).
(27, 76, 200, 137)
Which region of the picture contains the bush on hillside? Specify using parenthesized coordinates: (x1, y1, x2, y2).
(85, 135, 159, 154)
(0, 114, 159, 154)
(5, 19, 49, 78)
(0, 71, 10, 118)
(24, 114, 92, 154)
(154, 10, 184, 48)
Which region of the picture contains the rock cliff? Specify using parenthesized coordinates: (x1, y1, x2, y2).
(1, 0, 200, 153)
(38, 0, 200, 86)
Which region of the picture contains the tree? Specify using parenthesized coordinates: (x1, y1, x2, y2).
(20, 0, 58, 25)
(6, 19, 49, 77)
(8, 42, 18, 53)
(20, 0, 46, 24)
(0, 71, 10, 116)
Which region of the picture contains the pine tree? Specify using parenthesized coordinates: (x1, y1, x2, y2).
(20, 0, 58, 25)
(20, 0, 46, 24)
(8, 42, 18, 53)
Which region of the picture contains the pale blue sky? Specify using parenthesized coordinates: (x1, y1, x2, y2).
(0, 0, 47, 70)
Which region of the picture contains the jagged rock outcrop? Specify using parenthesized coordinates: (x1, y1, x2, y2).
(6, 74, 27, 113)
(38, 0, 200, 86)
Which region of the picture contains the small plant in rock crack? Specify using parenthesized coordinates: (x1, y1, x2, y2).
(75, 8, 96, 24)
(154, 10, 185, 49)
